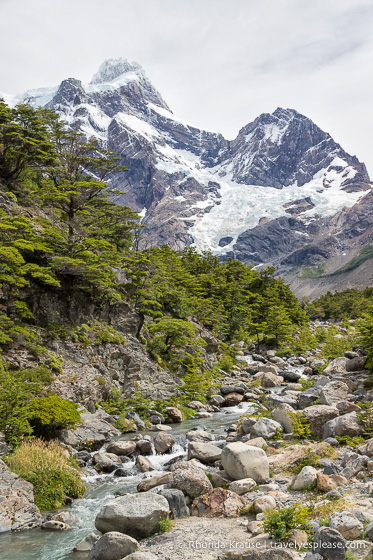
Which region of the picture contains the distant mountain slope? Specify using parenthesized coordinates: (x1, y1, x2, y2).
(3, 57, 372, 288)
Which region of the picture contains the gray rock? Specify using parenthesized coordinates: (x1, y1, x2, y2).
(186, 429, 215, 443)
(0, 459, 42, 533)
(137, 472, 173, 492)
(250, 417, 283, 439)
(41, 520, 71, 530)
(187, 442, 222, 463)
(136, 455, 154, 473)
(329, 510, 363, 539)
(73, 531, 100, 552)
(171, 462, 212, 497)
(158, 489, 189, 519)
(50, 511, 78, 526)
(95, 493, 169, 538)
(302, 405, 339, 438)
(58, 410, 120, 451)
(221, 443, 269, 483)
(136, 439, 153, 454)
(88, 531, 138, 560)
(153, 432, 175, 454)
(312, 527, 347, 560)
(365, 521, 373, 541)
(290, 466, 318, 490)
(271, 403, 294, 433)
(323, 412, 364, 440)
(323, 357, 348, 375)
(346, 357, 366, 371)
(209, 395, 225, 407)
(319, 381, 349, 406)
(106, 441, 136, 456)
(229, 478, 257, 495)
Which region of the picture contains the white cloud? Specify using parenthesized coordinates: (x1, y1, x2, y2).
(0, 0, 372, 175)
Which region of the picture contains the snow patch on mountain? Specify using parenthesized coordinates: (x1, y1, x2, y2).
(188, 157, 368, 255)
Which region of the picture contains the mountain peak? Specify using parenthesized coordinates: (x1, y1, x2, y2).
(90, 58, 143, 84)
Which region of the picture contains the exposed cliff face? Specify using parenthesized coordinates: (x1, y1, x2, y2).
(7, 57, 372, 280)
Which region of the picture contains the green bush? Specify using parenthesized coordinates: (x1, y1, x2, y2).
(263, 504, 312, 541)
(115, 414, 136, 433)
(290, 449, 322, 474)
(289, 412, 312, 439)
(27, 396, 81, 438)
(4, 439, 85, 510)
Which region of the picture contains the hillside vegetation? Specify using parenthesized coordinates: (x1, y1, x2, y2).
(0, 99, 372, 445)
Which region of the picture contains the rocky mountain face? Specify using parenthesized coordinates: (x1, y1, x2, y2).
(7, 58, 372, 293)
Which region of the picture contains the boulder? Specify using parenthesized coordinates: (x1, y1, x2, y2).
(95, 493, 169, 538)
(73, 532, 100, 552)
(329, 511, 363, 540)
(221, 384, 246, 395)
(136, 439, 153, 455)
(158, 489, 189, 519)
(171, 462, 212, 497)
(319, 381, 349, 406)
(302, 405, 339, 438)
(191, 487, 245, 517)
(41, 520, 71, 530)
(50, 511, 78, 526)
(106, 441, 136, 456)
(256, 364, 279, 375)
(336, 401, 361, 414)
(260, 373, 283, 388)
(290, 466, 318, 490)
(239, 415, 257, 434)
(209, 395, 225, 407)
(271, 404, 294, 433)
(229, 478, 257, 495)
(250, 418, 282, 439)
(187, 400, 206, 410)
(0, 459, 42, 532)
(346, 357, 366, 372)
(187, 442, 222, 463)
(312, 527, 347, 560)
(253, 495, 276, 513)
(92, 452, 120, 472)
(245, 437, 267, 449)
(224, 393, 244, 406)
(358, 439, 373, 458)
(323, 412, 364, 440)
(316, 473, 336, 493)
(136, 455, 154, 473)
(194, 411, 213, 419)
(137, 472, 173, 492)
(153, 432, 175, 454)
(88, 531, 138, 560)
(186, 429, 215, 443)
(323, 357, 348, 375)
(58, 410, 120, 451)
(164, 407, 183, 423)
(221, 443, 269, 483)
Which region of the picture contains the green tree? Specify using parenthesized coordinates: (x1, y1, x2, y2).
(0, 100, 56, 194)
(358, 308, 373, 370)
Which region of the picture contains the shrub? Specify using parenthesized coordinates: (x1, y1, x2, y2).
(290, 449, 322, 474)
(115, 414, 136, 433)
(263, 504, 312, 541)
(27, 396, 81, 438)
(4, 439, 85, 510)
(289, 412, 312, 439)
(158, 516, 174, 532)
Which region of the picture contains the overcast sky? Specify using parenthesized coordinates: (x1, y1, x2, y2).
(1, 0, 372, 175)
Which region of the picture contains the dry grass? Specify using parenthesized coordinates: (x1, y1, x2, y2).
(4, 438, 85, 510)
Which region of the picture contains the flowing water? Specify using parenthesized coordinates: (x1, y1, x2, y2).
(0, 358, 307, 560)
(0, 402, 255, 560)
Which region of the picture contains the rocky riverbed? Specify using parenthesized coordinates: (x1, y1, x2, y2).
(1, 340, 373, 560)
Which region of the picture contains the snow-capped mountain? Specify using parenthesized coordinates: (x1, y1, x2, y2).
(4, 58, 372, 287)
